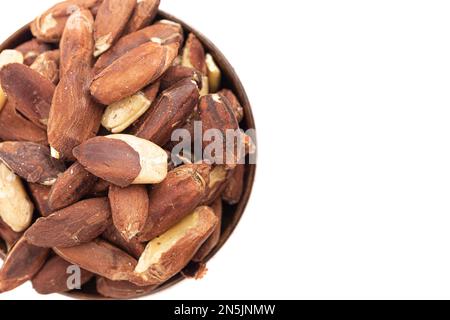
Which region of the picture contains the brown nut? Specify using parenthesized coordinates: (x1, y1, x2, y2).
(205, 54, 221, 93)
(0, 237, 49, 293)
(32, 256, 94, 295)
(0, 63, 55, 128)
(48, 162, 98, 211)
(138, 163, 211, 242)
(218, 89, 244, 123)
(134, 206, 218, 285)
(90, 179, 111, 196)
(124, 0, 160, 34)
(159, 65, 203, 91)
(28, 183, 53, 217)
(102, 223, 145, 259)
(96, 277, 157, 299)
(0, 218, 22, 252)
(131, 78, 199, 146)
(0, 142, 65, 186)
(24, 198, 111, 248)
(223, 164, 245, 205)
(74, 134, 168, 188)
(202, 165, 230, 205)
(54, 239, 138, 282)
(48, 9, 103, 161)
(15, 39, 51, 65)
(193, 199, 222, 262)
(91, 41, 179, 105)
(93, 0, 136, 57)
(182, 33, 207, 75)
(30, 50, 60, 84)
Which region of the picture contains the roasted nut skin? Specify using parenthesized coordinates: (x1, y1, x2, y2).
(160, 65, 203, 91)
(219, 89, 244, 123)
(223, 164, 245, 205)
(124, 0, 160, 34)
(202, 165, 230, 205)
(96, 277, 157, 299)
(138, 164, 211, 242)
(0, 218, 22, 250)
(24, 198, 111, 248)
(28, 183, 53, 217)
(30, 50, 60, 84)
(102, 224, 145, 259)
(15, 39, 51, 65)
(182, 33, 207, 75)
(193, 199, 222, 262)
(32, 256, 94, 294)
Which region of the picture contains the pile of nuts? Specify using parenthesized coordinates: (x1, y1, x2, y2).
(0, 0, 254, 299)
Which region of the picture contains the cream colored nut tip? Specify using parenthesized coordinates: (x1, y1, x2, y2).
(50, 147, 61, 160)
(200, 76, 209, 97)
(205, 54, 221, 93)
(0, 163, 34, 232)
(106, 134, 168, 184)
(0, 50, 24, 69)
(94, 34, 113, 57)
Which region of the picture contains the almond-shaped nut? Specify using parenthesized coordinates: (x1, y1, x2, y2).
(73, 134, 168, 187)
(131, 78, 199, 146)
(182, 33, 207, 75)
(94, 21, 183, 73)
(0, 163, 34, 233)
(102, 223, 145, 259)
(24, 198, 111, 248)
(30, 50, 60, 84)
(134, 206, 218, 285)
(193, 199, 222, 262)
(91, 41, 179, 105)
(218, 89, 244, 123)
(101, 81, 160, 133)
(15, 39, 51, 66)
(160, 65, 203, 91)
(93, 0, 137, 57)
(205, 53, 221, 93)
(0, 63, 55, 128)
(48, 162, 98, 211)
(32, 256, 94, 294)
(54, 239, 137, 282)
(222, 164, 245, 205)
(96, 277, 157, 299)
(0, 142, 65, 186)
(203, 165, 230, 205)
(0, 50, 24, 69)
(28, 183, 53, 217)
(109, 185, 149, 241)
(123, 0, 160, 34)
(0, 237, 49, 293)
(0, 218, 22, 251)
(48, 9, 103, 161)
(138, 163, 211, 242)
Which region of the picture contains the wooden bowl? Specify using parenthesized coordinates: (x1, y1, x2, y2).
(0, 10, 256, 299)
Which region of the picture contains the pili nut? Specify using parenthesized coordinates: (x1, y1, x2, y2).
(223, 164, 245, 205)
(54, 239, 138, 282)
(96, 277, 157, 299)
(138, 163, 211, 242)
(48, 9, 103, 161)
(159, 65, 203, 91)
(48, 162, 98, 211)
(203, 165, 229, 205)
(93, 0, 137, 57)
(32, 256, 94, 295)
(102, 223, 145, 259)
(182, 33, 207, 75)
(74, 134, 168, 188)
(15, 39, 51, 65)
(124, 0, 160, 34)
(30, 50, 60, 84)
(28, 183, 54, 217)
(193, 198, 223, 262)
(218, 89, 244, 123)
(101, 81, 160, 133)
(30, 0, 101, 43)
(205, 53, 221, 93)
(0, 63, 55, 128)
(0, 142, 65, 186)
(94, 20, 183, 73)
(0, 100, 48, 145)
(0, 218, 22, 251)
(0, 163, 34, 233)
(109, 185, 149, 241)
(24, 198, 111, 248)
(90, 179, 111, 196)
(0, 237, 49, 293)
(0, 50, 24, 69)
(91, 41, 179, 105)
(134, 206, 218, 285)
(131, 78, 199, 146)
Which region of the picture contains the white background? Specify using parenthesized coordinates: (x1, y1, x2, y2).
(2, 0, 450, 300)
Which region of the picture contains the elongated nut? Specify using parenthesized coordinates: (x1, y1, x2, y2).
(203, 165, 229, 205)
(91, 41, 179, 105)
(0, 142, 65, 186)
(54, 239, 138, 282)
(0, 237, 49, 293)
(97, 277, 157, 299)
(131, 78, 199, 146)
(94, 20, 183, 73)
(30, 50, 60, 84)
(24, 198, 111, 248)
(15, 39, 51, 65)
(48, 9, 103, 161)
(32, 256, 94, 294)
(73, 134, 168, 187)
(124, 0, 160, 34)
(28, 183, 53, 217)
(93, 0, 136, 57)
(223, 164, 245, 205)
(102, 81, 160, 133)
(0, 163, 34, 233)
(48, 162, 98, 211)
(218, 89, 244, 123)
(138, 164, 211, 242)
(205, 54, 221, 93)
(182, 33, 207, 75)
(102, 223, 145, 259)
(0, 63, 55, 127)
(134, 206, 218, 285)
(0, 218, 22, 251)
(160, 65, 203, 91)
(0, 50, 23, 69)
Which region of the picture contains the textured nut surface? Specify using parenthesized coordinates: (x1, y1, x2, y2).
(205, 54, 221, 93)
(0, 218, 22, 251)
(193, 199, 222, 262)
(96, 277, 157, 299)
(25, 198, 111, 248)
(160, 65, 203, 91)
(203, 165, 229, 205)
(218, 89, 244, 123)
(0, 50, 23, 69)
(28, 183, 53, 217)
(182, 33, 207, 75)
(134, 206, 218, 285)
(124, 0, 160, 34)
(102, 223, 145, 259)
(30, 50, 60, 84)
(0, 163, 34, 233)
(15, 39, 51, 66)
(223, 164, 245, 205)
